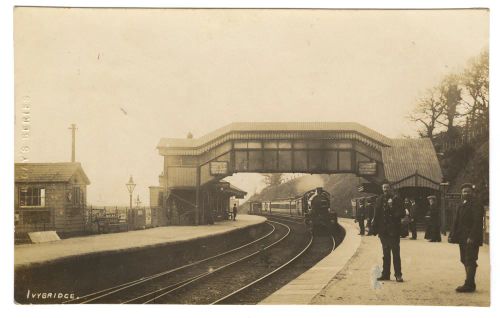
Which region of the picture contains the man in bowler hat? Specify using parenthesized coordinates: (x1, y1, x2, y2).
(372, 181, 404, 282)
(448, 183, 485, 292)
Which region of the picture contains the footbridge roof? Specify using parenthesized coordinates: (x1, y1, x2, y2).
(158, 122, 393, 149)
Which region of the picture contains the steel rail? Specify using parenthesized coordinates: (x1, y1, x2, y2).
(265, 214, 305, 225)
(65, 221, 276, 304)
(136, 220, 292, 304)
(211, 232, 336, 304)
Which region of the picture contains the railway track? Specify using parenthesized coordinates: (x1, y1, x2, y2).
(214, 215, 335, 304)
(65, 220, 288, 304)
(140, 217, 333, 304)
(66, 216, 336, 304)
(259, 213, 305, 224)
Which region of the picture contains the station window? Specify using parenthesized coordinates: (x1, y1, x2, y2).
(293, 150, 308, 170)
(248, 150, 263, 170)
(309, 150, 323, 170)
(325, 150, 338, 171)
(235, 151, 248, 171)
(19, 187, 45, 207)
(339, 151, 352, 171)
(263, 150, 278, 170)
(278, 150, 292, 170)
(73, 187, 81, 206)
(263, 141, 278, 149)
(278, 141, 292, 149)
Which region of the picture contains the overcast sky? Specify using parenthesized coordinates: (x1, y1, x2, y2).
(14, 8, 489, 205)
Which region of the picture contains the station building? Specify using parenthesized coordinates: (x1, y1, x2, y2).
(14, 162, 91, 239)
(149, 181, 246, 225)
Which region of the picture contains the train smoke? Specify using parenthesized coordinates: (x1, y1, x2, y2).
(294, 175, 325, 193)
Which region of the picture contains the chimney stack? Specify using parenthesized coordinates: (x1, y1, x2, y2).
(69, 124, 77, 162)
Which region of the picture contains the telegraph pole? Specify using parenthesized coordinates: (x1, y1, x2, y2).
(69, 124, 77, 162)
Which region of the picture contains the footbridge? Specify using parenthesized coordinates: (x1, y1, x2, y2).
(152, 122, 443, 225)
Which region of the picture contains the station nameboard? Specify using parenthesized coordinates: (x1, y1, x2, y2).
(358, 162, 377, 175)
(445, 193, 461, 200)
(210, 161, 229, 175)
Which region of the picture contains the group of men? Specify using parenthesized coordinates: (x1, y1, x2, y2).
(356, 195, 442, 242)
(354, 196, 375, 236)
(359, 181, 484, 293)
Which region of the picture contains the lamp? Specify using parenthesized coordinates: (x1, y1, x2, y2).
(440, 180, 450, 235)
(126, 175, 136, 209)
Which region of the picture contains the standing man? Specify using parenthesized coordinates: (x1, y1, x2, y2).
(408, 199, 418, 240)
(366, 197, 376, 236)
(400, 198, 411, 238)
(355, 198, 366, 235)
(232, 203, 238, 221)
(426, 195, 441, 242)
(448, 183, 485, 293)
(372, 182, 404, 282)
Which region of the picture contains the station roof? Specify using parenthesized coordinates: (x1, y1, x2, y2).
(15, 162, 91, 185)
(382, 138, 443, 189)
(226, 184, 247, 198)
(158, 122, 392, 149)
(170, 182, 247, 198)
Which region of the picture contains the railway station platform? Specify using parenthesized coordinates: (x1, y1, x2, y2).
(14, 214, 266, 269)
(263, 218, 491, 306)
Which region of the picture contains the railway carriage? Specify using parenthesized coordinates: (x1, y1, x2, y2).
(270, 199, 295, 215)
(248, 201, 262, 214)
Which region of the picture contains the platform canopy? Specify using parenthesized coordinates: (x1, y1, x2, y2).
(382, 139, 443, 190)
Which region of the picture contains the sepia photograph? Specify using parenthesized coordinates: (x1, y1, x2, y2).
(3, 1, 495, 314)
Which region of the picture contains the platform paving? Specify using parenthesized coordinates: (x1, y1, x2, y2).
(262, 218, 490, 306)
(312, 227, 490, 306)
(14, 214, 266, 269)
(260, 218, 361, 304)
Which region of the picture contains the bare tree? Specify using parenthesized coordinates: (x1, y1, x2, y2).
(437, 74, 462, 137)
(262, 173, 284, 187)
(462, 49, 489, 130)
(408, 88, 446, 139)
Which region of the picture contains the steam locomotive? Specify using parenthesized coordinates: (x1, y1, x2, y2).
(249, 187, 337, 234)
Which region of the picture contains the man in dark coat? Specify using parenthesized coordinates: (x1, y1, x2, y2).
(448, 183, 485, 293)
(232, 203, 238, 221)
(355, 198, 366, 235)
(372, 182, 404, 282)
(400, 198, 411, 238)
(366, 197, 376, 236)
(408, 199, 418, 240)
(426, 195, 441, 242)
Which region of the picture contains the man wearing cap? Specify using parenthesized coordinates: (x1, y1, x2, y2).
(372, 181, 404, 282)
(448, 183, 485, 293)
(426, 195, 441, 242)
(355, 197, 366, 235)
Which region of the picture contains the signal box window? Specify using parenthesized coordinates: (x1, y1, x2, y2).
(19, 187, 46, 207)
